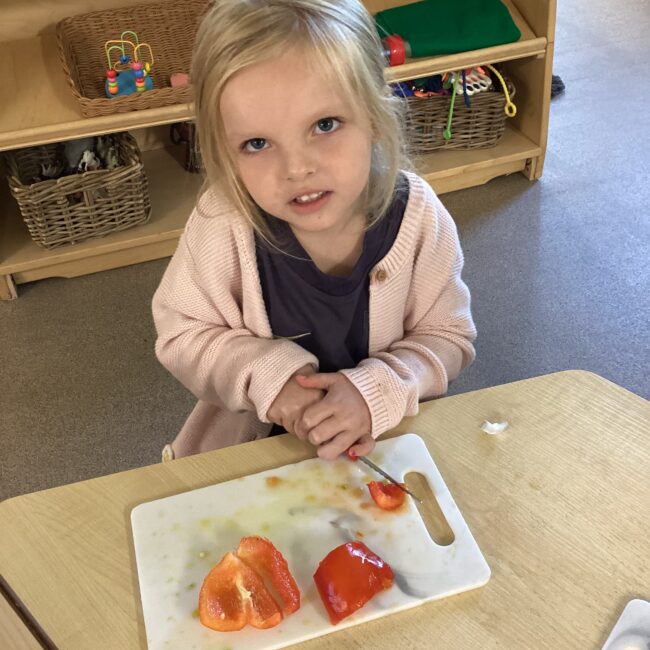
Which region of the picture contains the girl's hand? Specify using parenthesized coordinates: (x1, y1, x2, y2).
(294, 373, 373, 460)
(267, 365, 324, 435)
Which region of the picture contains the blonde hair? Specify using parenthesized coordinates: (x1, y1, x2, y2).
(191, 0, 408, 237)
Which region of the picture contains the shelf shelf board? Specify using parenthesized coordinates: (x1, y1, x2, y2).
(419, 124, 541, 181)
(0, 146, 202, 280)
(421, 125, 541, 194)
(0, 0, 545, 152)
(1, 126, 540, 282)
(0, 34, 194, 152)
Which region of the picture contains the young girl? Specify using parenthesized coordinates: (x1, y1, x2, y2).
(152, 0, 476, 461)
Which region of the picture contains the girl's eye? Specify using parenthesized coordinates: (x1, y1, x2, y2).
(315, 117, 341, 134)
(243, 138, 268, 153)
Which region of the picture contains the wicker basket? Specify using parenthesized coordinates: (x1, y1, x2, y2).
(5, 133, 151, 249)
(404, 79, 516, 154)
(56, 0, 207, 118)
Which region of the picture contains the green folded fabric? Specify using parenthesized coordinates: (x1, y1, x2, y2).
(375, 0, 521, 57)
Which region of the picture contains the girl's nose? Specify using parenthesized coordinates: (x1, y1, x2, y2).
(283, 148, 316, 182)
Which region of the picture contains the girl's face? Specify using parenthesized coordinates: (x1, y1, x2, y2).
(220, 48, 373, 238)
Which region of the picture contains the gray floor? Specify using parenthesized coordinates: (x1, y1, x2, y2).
(1, 0, 648, 501)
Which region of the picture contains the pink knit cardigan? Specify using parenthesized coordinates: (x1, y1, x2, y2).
(152, 171, 476, 457)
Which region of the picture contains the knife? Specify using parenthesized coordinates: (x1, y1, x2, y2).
(348, 450, 423, 503)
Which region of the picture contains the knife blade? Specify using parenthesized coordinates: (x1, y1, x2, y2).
(355, 454, 423, 503)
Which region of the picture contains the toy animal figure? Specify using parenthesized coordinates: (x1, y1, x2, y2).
(39, 160, 66, 182)
(95, 135, 110, 160)
(96, 135, 120, 170)
(78, 150, 102, 173)
(103, 146, 120, 170)
(64, 137, 95, 173)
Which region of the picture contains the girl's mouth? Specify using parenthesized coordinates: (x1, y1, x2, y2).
(289, 190, 331, 214)
(292, 191, 327, 204)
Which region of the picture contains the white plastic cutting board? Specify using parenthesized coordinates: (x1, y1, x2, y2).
(131, 433, 490, 649)
(602, 599, 650, 650)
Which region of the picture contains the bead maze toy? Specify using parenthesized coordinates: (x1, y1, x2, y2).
(104, 31, 154, 98)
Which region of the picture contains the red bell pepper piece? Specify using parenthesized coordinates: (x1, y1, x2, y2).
(199, 536, 300, 632)
(367, 480, 406, 510)
(236, 536, 301, 615)
(313, 541, 394, 624)
(198, 551, 282, 631)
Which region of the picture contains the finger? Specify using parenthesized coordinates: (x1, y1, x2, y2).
(317, 430, 359, 461)
(293, 416, 310, 441)
(348, 434, 375, 458)
(291, 389, 327, 439)
(298, 399, 335, 435)
(295, 373, 339, 391)
(307, 417, 343, 447)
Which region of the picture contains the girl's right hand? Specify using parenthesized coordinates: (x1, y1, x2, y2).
(266, 365, 324, 436)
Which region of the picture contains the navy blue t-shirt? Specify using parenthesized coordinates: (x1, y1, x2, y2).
(255, 175, 409, 373)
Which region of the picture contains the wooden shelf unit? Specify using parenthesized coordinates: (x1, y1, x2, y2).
(0, 0, 556, 299)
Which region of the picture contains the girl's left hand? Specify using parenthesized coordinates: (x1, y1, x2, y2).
(294, 373, 373, 460)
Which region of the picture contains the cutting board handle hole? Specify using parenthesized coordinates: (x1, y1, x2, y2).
(405, 472, 455, 546)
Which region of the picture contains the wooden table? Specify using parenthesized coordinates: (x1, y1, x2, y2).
(1, 370, 648, 649)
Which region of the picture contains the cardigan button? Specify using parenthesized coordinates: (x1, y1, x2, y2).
(374, 269, 388, 283)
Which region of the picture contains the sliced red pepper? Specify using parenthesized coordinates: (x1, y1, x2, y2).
(367, 480, 406, 510)
(198, 551, 282, 631)
(313, 541, 394, 624)
(236, 536, 301, 615)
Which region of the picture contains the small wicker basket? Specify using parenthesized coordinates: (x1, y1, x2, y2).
(5, 133, 151, 249)
(56, 0, 207, 118)
(404, 79, 516, 154)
